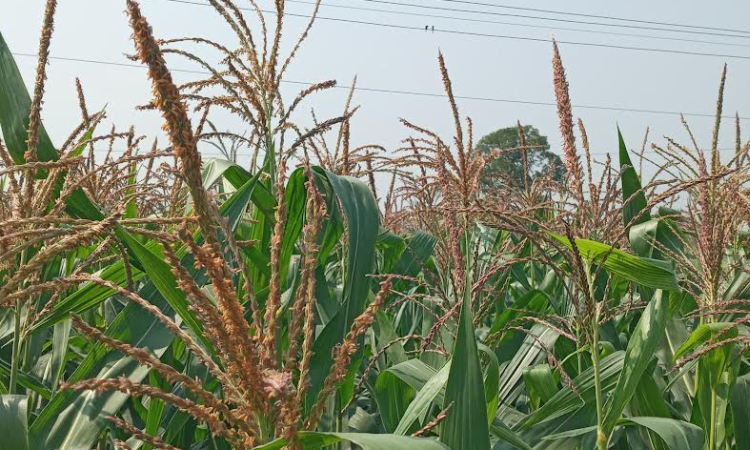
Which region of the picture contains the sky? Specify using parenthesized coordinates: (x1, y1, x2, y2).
(2, 0, 750, 183)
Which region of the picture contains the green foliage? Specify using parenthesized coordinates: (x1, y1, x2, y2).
(475, 125, 564, 189)
(4, 8, 750, 450)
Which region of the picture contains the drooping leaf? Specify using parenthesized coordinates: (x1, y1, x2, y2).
(673, 322, 737, 362)
(549, 234, 679, 290)
(621, 417, 703, 450)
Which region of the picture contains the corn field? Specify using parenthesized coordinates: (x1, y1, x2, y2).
(2, 1, 750, 449)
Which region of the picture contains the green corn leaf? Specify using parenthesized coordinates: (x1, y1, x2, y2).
(549, 234, 679, 290)
(731, 374, 750, 450)
(488, 290, 549, 339)
(523, 364, 559, 409)
(440, 297, 491, 450)
(489, 421, 533, 450)
(629, 217, 683, 261)
(374, 368, 416, 433)
(47, 319, 71, 393)
(480, 343, 500, 424)
(31, 169, 260, 332)
(142, 391, 165, 450)
(395, 361, 451, 435)
(0, 395, 29, 450)
(618, 127, 650, 232)
(497, 325, 559, 411)
(0, 361, 52, 400)
(252, 432, 449, 450)
(115, 229, 213, 355)
(620, 417, 703, 450)
(383, 359, 438, 393)
(673, 322, 738, 362)
(0, 32, 57, 164)
(602, 290, 670, 435)
(542, 425, 599, 441)
(522, 351, 625, 428)
(305, 170, 379, 410)
(375, 312, 408, 365)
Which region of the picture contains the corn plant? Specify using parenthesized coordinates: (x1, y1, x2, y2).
(3, 1, 750, 450)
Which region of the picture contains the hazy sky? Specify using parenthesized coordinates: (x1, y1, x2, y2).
(2, 0, 749, 181)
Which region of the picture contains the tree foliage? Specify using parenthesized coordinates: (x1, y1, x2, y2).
(476, 125, 564, 189)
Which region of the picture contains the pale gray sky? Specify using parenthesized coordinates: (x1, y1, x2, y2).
(2, 0, 749, 180)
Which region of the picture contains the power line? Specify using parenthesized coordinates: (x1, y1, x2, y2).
(420, 0, 750, 36)
(12, 52, 748, 121)
(349, 0, 750, 40)
(150, 0, 750, 61)
(276, 0, 750, 50)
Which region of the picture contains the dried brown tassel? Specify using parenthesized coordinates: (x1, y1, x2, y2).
(267, 0, 286, 93)
(126, 0, 214, 240)
(286, 166, 325, 371)
(297, 170, 327, 404)
(0, 213, 120, 301)
(517, 121, 530, 194)
(412, 403, 453, 437)
(577, 118, 592, 188)
(365, 153, 379, 204)
(736, 112, 742, 170)
(127, 0, 265, 415)
(551, 40, 584, 206)
(711, 63, 727, 173)
(67, 376, 235, 442)
(437, 52, 466, 186)
(75, 77, 90, 124)
(341, 119, 351, 175)
(262, 154, 289, 368)
(107, 415, 185, 450)
(23, 0, 58, 214)
(281, 167, 326, 447)
(113, 440, 135, 450)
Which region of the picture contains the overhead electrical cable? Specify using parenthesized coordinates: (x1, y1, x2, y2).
(349, 0, 750, 40)
(12, 52, 748, 121)
(417, 0, 750, 36)
(149, 0, 750, 61)
(269, 0, 750, 50)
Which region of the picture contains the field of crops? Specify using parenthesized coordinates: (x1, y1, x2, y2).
(1, 1, 749, 449)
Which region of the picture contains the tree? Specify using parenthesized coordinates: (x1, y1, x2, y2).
(476, 124, 565, 190)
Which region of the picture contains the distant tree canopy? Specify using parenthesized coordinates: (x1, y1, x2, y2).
(476, 125, 565, 189)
